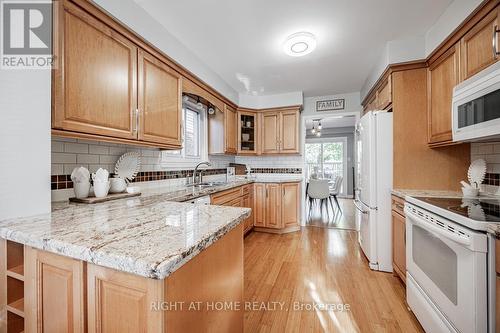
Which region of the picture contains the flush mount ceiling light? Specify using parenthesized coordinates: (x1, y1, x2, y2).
(283, 32, 316, 57)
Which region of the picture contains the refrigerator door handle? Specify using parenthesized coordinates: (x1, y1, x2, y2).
(354, 200, 369, 215)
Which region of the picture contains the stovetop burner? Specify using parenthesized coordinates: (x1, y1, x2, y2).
(414, 197, 500, 223)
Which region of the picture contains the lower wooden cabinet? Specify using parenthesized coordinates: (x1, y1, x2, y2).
(242, 190, 254, 234)
(24, 247, 86, 332)
(391, 196, 406, 284)
(87, 264, 163, 333)
(253, 182, 301, 233)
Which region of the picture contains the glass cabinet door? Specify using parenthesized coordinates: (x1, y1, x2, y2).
(238, 111, 256, 153)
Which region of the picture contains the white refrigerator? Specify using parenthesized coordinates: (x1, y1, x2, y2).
(354, 111, 393, 272)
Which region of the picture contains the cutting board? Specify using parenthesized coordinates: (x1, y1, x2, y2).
(69, 192, 141, 204)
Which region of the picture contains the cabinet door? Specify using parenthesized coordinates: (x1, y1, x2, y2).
(24, 248, 85, 333)
(461, 8, 499, 80)
(428, 43, 460, 145)
(242, 194, 254, 233)
(53, 2, 137, 139)
(253, 184, 266, 227)
(138, 50, 182, 147)
(237, 110, 257, 154)
(392, 211, 406, 283)
(87, 264, 163, 333)
(282, 182, 300, 228)
(261, 113, 280, 154)
(279, 110, 300, 154)
(224, 105, 238, 154)
(265, 184, 283, 229)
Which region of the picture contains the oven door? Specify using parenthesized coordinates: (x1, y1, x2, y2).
(406, 209, 487, 333)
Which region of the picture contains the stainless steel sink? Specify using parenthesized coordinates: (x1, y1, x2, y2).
(186, 181, 226, 188)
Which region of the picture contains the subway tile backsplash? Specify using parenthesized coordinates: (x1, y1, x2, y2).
(471, 142, 500, 194)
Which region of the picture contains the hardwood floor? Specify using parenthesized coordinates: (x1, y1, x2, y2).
(306, 198, 357, 230)
(244, 227, 423, 332)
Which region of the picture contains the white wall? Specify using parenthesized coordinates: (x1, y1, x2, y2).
(0, 70, 51, 219)
(361, 0, 484, 100)
(238, 91, 304, 109)
(92, 0, 239, 104)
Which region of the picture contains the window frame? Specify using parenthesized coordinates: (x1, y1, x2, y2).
(161, 106, 208, 168)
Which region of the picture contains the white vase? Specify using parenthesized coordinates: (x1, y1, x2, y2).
(94, 181, 110, 198)
(74, 181, 90, 199)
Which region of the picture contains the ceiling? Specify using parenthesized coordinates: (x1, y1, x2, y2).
(305, 116, 356, 129)
(134, 0, 451, 97)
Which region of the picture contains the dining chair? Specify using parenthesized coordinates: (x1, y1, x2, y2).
(329, 175, 343, 212)
(307, 179, 333, 216)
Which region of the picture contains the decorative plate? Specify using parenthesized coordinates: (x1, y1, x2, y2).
(114, 152, 141, 182)
(467, 159, 486, 188)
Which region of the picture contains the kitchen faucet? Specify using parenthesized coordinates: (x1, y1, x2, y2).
(192, 161, 211, 184)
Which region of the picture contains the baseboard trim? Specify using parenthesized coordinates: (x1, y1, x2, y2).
(253, 226, 301, 234)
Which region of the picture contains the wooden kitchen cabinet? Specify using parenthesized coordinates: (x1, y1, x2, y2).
(87, 263, 163, 333)
(427, 43, 460, 146)
(224, 105, 238, 154)
(392, 211, 406, 284)
(281, 182, 300, 227)
(237, 109, 258, 155)
(138, 50, 182, 146)
(253, 182, 301, 233)
(24, 247, 86, 333)
(242, 186, 254, 234)
(53, 1, 138, 140)
(52, 0, 182, 149)
(261, 112, 281, 154)
(264, 184, 282, 229)
(377, 75, 392, 110)
(460, 7, 500, 80)
(280, 109, 300, 154)
(261, 107, 300, 155)
(253, 183, 266, 227)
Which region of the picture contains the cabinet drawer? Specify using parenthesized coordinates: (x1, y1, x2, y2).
(242, 185, 251, 195)
(211, 186, 243, 205)
(391, 195, 405, 217)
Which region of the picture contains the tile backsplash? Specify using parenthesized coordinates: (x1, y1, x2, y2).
(471, 142, 500, 195)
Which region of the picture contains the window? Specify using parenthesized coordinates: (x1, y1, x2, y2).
(161, 107, 207, 167)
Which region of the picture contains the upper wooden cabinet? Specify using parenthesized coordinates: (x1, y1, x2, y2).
(225, 105, 238, 154)
(237, 109, 258, 155)
(261, 112, 281, 154)
(261, 107, 300, 155)
(208, 104, 238, 155)
(138, 50, 182, 146)
(460, 7, 500, 80)
(53, 2, 138, 140)
(427, 43, 460, 145)
(52, 0, 182, 149)
(362, 74, 392, 114)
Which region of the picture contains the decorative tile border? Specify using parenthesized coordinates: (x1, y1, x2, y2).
(484, 173, 500, 186)
(251, 168, 302, 174)
(51, 167, 303, 190)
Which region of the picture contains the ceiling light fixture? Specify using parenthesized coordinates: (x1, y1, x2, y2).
(283, 32, 316, 57)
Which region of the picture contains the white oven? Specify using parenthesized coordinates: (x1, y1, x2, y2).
(405, 203, 488, 333)
(452, 61, 500, 142)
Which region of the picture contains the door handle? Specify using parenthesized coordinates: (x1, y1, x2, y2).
(353, 200, 368, 215)
(493, 24, 500, 58)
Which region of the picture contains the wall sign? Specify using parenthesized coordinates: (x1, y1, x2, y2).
(316, 99, 345, 112)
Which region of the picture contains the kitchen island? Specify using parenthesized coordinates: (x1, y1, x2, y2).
(0, 195, 250, 332)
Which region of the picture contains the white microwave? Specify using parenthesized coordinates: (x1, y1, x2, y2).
(452, 61, 500, 142)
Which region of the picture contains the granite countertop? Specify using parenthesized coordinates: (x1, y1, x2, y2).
(139, 176, 304, 203)
(391, 189, 462, 200)
(0, 196, 250, 279)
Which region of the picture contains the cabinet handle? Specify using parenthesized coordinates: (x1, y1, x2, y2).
(266, 188, 268, 198)
(493, 25, 500, 58)
(134, 108, 140, 133)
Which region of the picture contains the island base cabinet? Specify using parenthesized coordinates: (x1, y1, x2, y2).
(24, 247, 86, 333)
(87, 264, 164, 333)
